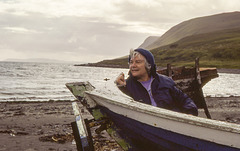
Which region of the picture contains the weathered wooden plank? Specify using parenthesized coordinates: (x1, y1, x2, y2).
(71, 102, 92, 151)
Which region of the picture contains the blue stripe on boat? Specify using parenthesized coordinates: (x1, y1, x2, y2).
(98, 106, 239, 151)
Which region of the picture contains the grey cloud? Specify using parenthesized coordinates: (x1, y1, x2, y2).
(2, 0, 239, 62)
(113, 0, 240, 31)
(0, 11, 148, 61)
(113, 1, 183, 25)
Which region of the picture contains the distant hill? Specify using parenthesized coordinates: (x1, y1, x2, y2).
(89, 12, 240, 69)
(138, 36, 159, 49)
(145, 11, 240, 50)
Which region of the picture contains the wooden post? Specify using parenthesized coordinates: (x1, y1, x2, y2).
(195, 58, 211, 119)
(167, 64, 172, 78)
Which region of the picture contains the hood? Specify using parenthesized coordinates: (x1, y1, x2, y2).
(129, 48, 157, 77)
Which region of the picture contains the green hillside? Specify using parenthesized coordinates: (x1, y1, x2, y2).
(90, 58, 129, 68)
(95, 28, 240, 69)
(151, 27, 240, 68)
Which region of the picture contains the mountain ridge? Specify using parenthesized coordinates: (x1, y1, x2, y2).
(144, 11, 240, 50)
(138, 36, 159, 49)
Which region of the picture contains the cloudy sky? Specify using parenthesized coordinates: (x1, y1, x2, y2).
(1, 0, 240, 63)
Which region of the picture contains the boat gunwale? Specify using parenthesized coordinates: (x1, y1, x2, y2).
(86, 90, 240, 135)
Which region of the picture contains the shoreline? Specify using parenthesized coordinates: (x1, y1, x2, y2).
(1, 95, 240, 103)
(0, 95, 240, 104)
(76, 63, 240, 74)
(217, 68, 240, 74)
(0, 96, 239, 151)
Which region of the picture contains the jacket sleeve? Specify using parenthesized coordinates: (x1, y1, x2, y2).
(117, 85, 131, 96)
(171, 85, 198, 116)
(115, 77, 132, 97)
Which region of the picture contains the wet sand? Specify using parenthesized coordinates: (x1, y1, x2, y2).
(0, 97, 240, 151)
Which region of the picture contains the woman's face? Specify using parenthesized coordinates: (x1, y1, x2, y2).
(129, 54, 149, 81)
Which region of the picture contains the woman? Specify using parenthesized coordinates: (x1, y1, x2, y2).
(115, 48, 198, 116)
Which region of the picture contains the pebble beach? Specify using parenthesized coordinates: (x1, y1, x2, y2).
(0, 100, 124, 151)
(0, 96, 240, 151)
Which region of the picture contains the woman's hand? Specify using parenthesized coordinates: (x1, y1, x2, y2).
(115, 72, 126, 87)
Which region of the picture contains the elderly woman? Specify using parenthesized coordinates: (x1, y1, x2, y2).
(115, 48, 198, 116)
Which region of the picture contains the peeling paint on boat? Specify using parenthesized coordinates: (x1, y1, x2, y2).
(86, 89, 240, 149)
(66, 82, 240, 150)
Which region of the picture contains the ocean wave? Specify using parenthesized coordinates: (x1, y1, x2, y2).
(0, 92, 32, 96)
(15, 67, 27, 70)
(0, 95, 75, 102)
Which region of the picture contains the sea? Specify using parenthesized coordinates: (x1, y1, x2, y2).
(0, 62, 239, 102)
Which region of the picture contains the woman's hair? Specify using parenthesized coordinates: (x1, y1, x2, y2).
(129, 49, 151, 75)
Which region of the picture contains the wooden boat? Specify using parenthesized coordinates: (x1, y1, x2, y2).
(66, 59, 239, 151)
(66, 81, 240, 151)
